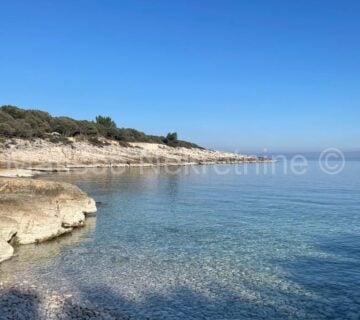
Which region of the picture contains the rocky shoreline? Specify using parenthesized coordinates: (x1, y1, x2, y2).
(0, 140, 267, 318)
(0, 138, 266, 171)
(0, 178, 97, 263)
(0, 140, 267, 263)
(0, 176, 100, 318)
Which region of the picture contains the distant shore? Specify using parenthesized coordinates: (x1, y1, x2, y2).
(0, 138, 269, 175)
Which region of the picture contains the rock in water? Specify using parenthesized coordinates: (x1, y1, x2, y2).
(0, 178, 97, 262)
(0, 238, 14, 263)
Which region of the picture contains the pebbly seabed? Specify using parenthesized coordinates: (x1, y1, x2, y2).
(0, 282, 128, 320)
(1, 162, 359, 320)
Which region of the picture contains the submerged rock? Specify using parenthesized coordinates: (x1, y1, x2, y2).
(0, 178, 97, 262)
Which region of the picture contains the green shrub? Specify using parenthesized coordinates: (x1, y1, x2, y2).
(0, 105, 202, 149)
(51, 117, 79, 136)
(0, 123, 15, 137)
(1, 106, 27, 119)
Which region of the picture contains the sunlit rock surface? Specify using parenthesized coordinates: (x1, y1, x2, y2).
(0, 139, 260, 170)
(0, 178, 96, 261)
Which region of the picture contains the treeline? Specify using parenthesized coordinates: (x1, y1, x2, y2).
(0, 105, 201, 149)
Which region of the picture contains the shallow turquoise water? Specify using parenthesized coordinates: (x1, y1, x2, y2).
(1, 162, 360, 319)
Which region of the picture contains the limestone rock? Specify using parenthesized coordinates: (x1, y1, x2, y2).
(0, 178, 97, 262)
(0, 138, 260, 170)
(0, 237, 13, 263)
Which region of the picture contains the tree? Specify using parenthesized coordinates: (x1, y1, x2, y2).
(95, 116, 116, 128)
(166, 132, 178, 142)
(163, 132, 178, 145)
(0, 105, 202, 149)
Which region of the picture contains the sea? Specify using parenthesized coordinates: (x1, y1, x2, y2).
(1, 160, 359, 319)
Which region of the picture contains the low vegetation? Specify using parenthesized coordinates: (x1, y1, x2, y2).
(0, 105, 201, 149)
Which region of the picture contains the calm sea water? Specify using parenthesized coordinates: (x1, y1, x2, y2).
(1, 162, 360, 319)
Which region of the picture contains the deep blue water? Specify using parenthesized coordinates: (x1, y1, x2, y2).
(1, 161, 360, 319)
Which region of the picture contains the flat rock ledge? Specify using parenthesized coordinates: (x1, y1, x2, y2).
(0, 178, 97, 263)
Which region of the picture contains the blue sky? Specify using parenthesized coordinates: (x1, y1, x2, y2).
(0, 0, 359, 152)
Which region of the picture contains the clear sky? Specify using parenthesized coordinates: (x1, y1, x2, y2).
(1, 0, 359, 152)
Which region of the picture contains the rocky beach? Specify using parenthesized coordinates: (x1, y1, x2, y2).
(0, 139, 265, 319)
(0, 139, 262, 262)
(0, 175, 100, 318)
(0, 138, 262, 171)
(0, 0, 358, 316)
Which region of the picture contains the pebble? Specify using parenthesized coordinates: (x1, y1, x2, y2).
(0, 283, 128, 320)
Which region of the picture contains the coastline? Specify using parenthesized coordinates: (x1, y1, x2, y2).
(0, 139, 270, 264)
(0, 138, 268, 172)
(0, 139, 270, 262)
(0, 140, 270, 318)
